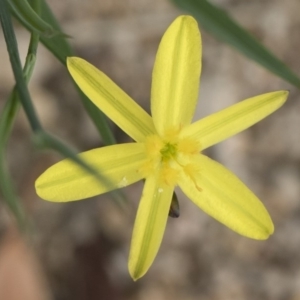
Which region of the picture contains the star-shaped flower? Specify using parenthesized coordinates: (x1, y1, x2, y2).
(35, 15, 288, 280)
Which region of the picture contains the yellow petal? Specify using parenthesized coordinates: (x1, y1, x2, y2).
(151, 15, 201, 135)
(181, 91, 288, 150)
(178, 154, 274, 239)
(67, 57, 156, 142)
(35, 143, 146, 201)
(128, 172, 173, 280)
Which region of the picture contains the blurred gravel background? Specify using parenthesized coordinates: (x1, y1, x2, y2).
(1, 0, 300, 299)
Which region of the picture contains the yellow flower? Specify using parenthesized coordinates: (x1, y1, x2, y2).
(35, 15, 288, 280)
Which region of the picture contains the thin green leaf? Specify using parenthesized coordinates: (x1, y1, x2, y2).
(172, 0, 300, 88)
(31, 0, 72, 63)
(8, 0, 59, 37)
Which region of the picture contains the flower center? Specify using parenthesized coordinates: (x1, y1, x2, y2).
(160, 142, 177, 162)
(141, 129, 201, 186)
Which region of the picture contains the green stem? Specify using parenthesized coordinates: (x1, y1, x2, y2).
(0, 0, 42, 133)
(0, 0, 40, 231)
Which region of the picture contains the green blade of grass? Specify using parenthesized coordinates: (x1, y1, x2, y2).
(172, 0, 300, 88)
